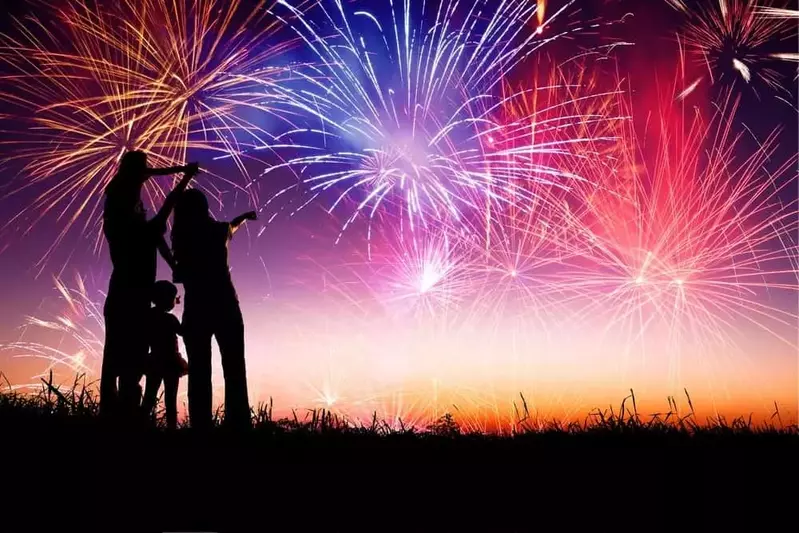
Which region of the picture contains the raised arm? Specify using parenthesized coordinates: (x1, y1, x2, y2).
(142, 162, 199, 184)
(145, 165, 187, 177)
(230, 210, 258, 234)
(151, 166, 200, 229)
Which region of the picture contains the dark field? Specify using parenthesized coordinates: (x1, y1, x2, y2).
(2, 375, 797, 531)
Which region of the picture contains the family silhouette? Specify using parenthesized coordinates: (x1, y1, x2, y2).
(100, 151, 255, 430)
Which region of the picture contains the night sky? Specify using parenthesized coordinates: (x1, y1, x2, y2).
(0, 0, 796, 427)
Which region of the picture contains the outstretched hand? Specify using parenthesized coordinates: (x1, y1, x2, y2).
(231, 210, 258, 232)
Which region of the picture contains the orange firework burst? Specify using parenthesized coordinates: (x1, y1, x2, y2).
(0, 0, 301, 270)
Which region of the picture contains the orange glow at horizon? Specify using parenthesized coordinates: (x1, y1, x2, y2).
(3, 289, 796, 431)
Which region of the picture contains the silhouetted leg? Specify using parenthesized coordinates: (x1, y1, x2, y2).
(104, 301, 147, 421)
(100, 303, 125, 419)
(99, 326, 118, 420)
(141, 363, 163, 422)
(118, 338, 146, 420)
(184, 327, 213, 430)
(217, 305, 250, 429)
(163, 373, 179, 430)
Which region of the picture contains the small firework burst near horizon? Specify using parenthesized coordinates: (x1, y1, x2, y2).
(0, 274, 105, 386)
(373, 228, 474, 323)
(0, 0, 300, 272)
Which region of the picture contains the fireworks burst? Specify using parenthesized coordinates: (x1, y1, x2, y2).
(754, 6, 799, 19)
(562, 80, 799, 375)
(667, 0, 799, 96)
(371, 226, 473, 323)
(0, 0, 300, 270)
(260, 0, 624, 251)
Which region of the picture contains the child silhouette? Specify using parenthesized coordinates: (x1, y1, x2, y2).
(141, 280, 189, 430)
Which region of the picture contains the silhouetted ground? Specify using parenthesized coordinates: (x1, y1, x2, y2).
(2, 376, 797, 531)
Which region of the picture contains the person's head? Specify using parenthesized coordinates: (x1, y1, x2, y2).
(174, 188, 210, 227)
(151, 280, 179, 311)
(104, 150, 149, 220)
(118, 150, 148, 182)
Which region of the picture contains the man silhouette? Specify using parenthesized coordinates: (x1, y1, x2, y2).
(100, 151, 198, 421)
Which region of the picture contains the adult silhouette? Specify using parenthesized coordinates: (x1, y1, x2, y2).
(171, 189, 256, 429)
(100, 151, 198, 420)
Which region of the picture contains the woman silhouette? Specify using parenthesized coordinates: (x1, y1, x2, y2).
(101, 151, 198, 419)
(171, 188, 256, 429)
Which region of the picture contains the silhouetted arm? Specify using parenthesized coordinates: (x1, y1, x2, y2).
(150, 168, 199, 230)
(145, 166, 186, 177)
(157, 236, 177, 271)
(230, 211, 257, 234)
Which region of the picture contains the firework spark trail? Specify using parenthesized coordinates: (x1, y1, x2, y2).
(257, 0, 626, 254)
(755, 6, 799, 19)
(0, 0, 301, 271)
(666, 0, 799, 94)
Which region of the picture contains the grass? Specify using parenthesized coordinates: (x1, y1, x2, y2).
(2, 371, 796, 442)
(2, 372, 796, 531)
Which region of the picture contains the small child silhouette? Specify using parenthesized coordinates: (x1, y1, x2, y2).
(141, 280, 188, 430)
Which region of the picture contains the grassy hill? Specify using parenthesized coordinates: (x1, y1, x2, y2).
(2, 374, 796, 531)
